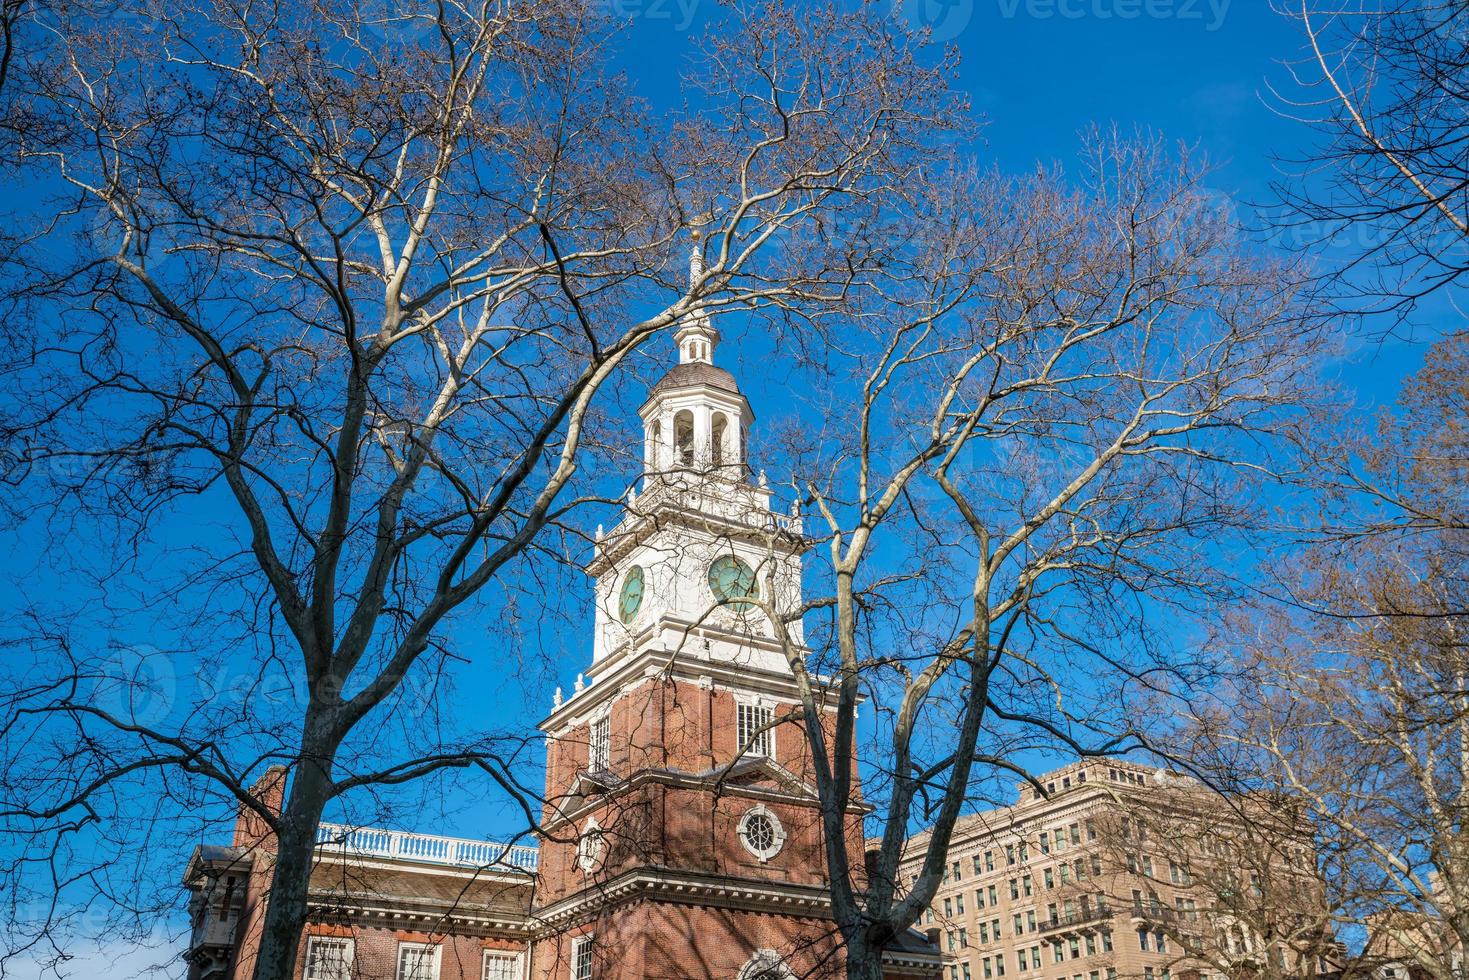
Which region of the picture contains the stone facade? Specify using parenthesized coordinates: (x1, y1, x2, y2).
(900, 761, 1329, 980)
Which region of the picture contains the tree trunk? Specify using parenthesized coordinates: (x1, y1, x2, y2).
(250, 747, 335, 980)
(845, 932, 887, 980)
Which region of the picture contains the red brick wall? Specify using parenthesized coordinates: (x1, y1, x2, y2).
(530, 900, 846, 980)
(297, 924, 527, 980)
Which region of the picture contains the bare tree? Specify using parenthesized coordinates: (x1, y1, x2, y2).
(1273, 0, 1469, 314)
(0, 0, 963, 977)
(737, 132, 1331, 980)
(1174, 331, 1468, 980)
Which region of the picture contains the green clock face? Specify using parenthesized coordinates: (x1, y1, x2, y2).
(618, 566, 645, 624)
(708, 555, 757, 604)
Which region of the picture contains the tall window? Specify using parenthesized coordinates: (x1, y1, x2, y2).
(737, 702, 773, 757)
(571, 936, 594, 980)
(398, 943, 439, 980)
(589, 714, 609, 772)
(484, 953, 522, 980)
(304, 938, 353, 980)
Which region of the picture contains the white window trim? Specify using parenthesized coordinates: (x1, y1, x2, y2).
(570, 934, 594, 980)
(738, 950, 795, 980)
(588, 707, 611, 773)
(483, 949, 525, 980)
(304, 936, 355, 980)
(737, 804, 787, 862)
(397, 942, 441, 980)
(735, 695, 775, 759)
(576, 817, 605, 873)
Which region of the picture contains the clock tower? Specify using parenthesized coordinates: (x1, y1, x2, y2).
(527, 244, 890, 980)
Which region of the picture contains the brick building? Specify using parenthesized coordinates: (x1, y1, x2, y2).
(182, 247, 942, 980)
(900, 761, 1332, 980)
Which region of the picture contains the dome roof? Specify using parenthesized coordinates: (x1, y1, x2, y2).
(648, 360, 741, 398)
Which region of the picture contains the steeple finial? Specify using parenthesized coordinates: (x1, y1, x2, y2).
(689, 228, 704, 286)
(676, 228, 719, 366)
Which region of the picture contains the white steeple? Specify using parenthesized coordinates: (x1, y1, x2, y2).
(675, 233, 720, 365)
(638, 233, 751, 477)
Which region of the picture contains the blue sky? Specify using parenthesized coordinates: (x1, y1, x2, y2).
(4, 2, 1457, 970)
(423, 0, 1451, 838)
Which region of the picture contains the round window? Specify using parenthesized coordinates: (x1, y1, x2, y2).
(744, 814, 776, 852)
(737, 805, 786, 862)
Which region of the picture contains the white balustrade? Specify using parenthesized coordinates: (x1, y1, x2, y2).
(315, 821, 538, 871)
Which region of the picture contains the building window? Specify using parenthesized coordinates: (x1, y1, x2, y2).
(1026, 911, 1036, 933)
(576, 818, 605, 872)
(1006, 844, 1016, 866)
(1023, 875, 1033, 897)
(397, 943, 440, 980)
(959, 928, 969, 948)
(988, 885, 997, 905)
(589, 713, 610, 772)
(1137, 929, 1149, 952)
(964, 965, 972, 980)
(974, 854, 984, 875)
(976, 888, 985, 909)
(957, 894, 966, 915)
(1101, 931, 1114, 953)
(1013, 914, 1023, 936)
(737, 805, 786, 861)
(945, 898, 953, 918)
(737, 701, 774, 758)
(954, 860, 963, 882)
(483, 952, 522, 980)
(571, 936, 593, 980)
(1052, 941, 1064, 964)
(1010, 879, 1020, 900)
(985, 850, 995, 871)
(1040, 831, 1050, 854)
(305, 938, 354, 980)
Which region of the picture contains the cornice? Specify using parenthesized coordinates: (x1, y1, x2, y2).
(304, 897, 534, 936)
(539, 637, 830, 733)
(530, 867, 835, 928)
(586, 493, 808, 578)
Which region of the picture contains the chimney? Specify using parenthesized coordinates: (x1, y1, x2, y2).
(232, 765, 288, 851)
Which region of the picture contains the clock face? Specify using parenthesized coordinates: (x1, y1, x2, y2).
(618, 566, 645, 624)
(708, 555, 757, 604)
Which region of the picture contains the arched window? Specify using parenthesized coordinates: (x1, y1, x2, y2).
(738, 950, 794, 980)
(710, 413, 728, 466)
(674, 410, 694, 466)
(646, 419, 662, 469)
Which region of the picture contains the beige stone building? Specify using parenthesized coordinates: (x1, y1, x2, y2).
(899, 760, 1332, 980)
